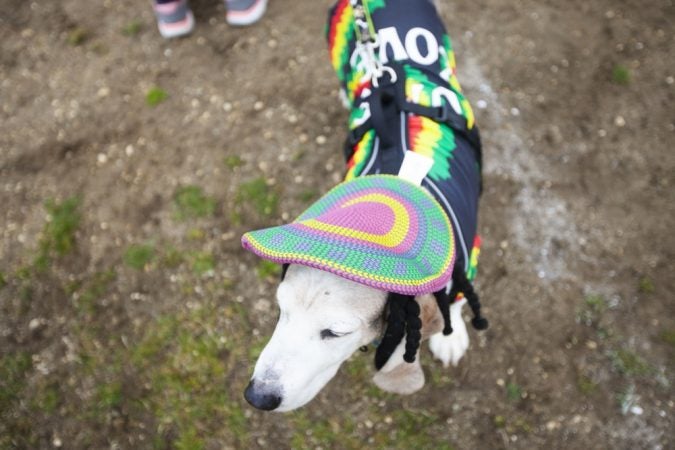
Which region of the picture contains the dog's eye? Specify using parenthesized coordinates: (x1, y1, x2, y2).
(320, 329, 350, 339)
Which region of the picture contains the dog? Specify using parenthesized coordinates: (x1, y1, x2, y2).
(242, 0, 486, 412)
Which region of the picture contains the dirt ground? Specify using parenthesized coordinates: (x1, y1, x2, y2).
(1, 0, 674, 449)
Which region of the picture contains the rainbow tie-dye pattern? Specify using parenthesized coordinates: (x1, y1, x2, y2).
(328, 0, 482, 283)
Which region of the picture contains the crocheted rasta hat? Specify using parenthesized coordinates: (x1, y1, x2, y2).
(241, 174, 455, 295)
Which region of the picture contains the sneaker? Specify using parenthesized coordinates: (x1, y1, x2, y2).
(154, 0, 195, 38)
(225, 0, 267, 26)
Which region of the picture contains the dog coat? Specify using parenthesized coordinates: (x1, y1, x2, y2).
(327, 0, 482, 282)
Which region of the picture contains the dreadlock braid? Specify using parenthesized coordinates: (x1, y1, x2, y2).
(374, 294, 407, 370)
(452, 268, 489, 330)
(433, 289, 453, 336)
(403, 297, 421, 363)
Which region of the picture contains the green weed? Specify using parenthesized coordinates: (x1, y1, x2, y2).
(0, 352, 32, 411)
(224, 155, 244, 170)
(638, 277, 655, 294)
(35, 196, 81, 269)
(578, 294, 606, 326)
(577, 374, 598, 395)
(174, 186, 216, 220)
(33, 384, 60, 413)
(236, 178, 278, 217)
(161, 246, 185, 268)
(122, 20, 142, 36)
(146, 87, 168, 107)
(660, 329, 675, 347)
(256, 260, 280, 280)
(191, 252, 215, 274)
(124, 244, 155, 270)
(97, 381, 123, 410)
(609, 349, 652, 376)
(297, 189, 318, 203)
(76, 270, 116, 314)
(612, 65, 631, 85)
(186, 228, 205, 241)
(67, 27, 88, 46)
(506, 382, 523, 401)
(0, 271, 6, 289)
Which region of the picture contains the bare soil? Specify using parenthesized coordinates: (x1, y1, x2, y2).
(1, 0, 673, 449)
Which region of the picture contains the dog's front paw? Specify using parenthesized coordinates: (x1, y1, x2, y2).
(428, 303, 469, 367)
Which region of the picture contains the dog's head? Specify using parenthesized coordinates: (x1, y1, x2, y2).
(244, 264, 387, 412)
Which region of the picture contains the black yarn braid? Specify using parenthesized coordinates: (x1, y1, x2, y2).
(433, 288, 454, 336)
(374, 294, 406, 370)
(374, 294, 422, 369)
(433, 267, 489, 336)
(452, 267, 489, 330)
(402, 296, 421, 363)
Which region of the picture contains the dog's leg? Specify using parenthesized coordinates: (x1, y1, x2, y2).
(428, 298, 469, 367)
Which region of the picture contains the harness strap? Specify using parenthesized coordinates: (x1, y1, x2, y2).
(343, 63, 483, 189)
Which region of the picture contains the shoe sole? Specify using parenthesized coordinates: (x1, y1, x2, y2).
(158, 10, 195, 38)
(226, 0, 267, 26)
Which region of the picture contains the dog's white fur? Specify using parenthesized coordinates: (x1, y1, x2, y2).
(249, 264, 469, 411)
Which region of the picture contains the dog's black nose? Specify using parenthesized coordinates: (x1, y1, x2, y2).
(244, 379, 282, 411)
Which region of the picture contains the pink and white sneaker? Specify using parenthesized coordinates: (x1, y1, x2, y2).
(154, 0, 195, 38)
(225, 0, 267, 26)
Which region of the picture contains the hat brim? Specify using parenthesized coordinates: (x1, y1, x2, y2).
(241, 175, 455, 295)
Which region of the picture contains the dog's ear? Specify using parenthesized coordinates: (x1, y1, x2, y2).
(372, 355, 425, 394)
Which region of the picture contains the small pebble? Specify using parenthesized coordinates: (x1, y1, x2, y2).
(630, 405, 644, 415)
(125, 145, 134, 156)
(97, 153, 108, 164)
(254, 101, 264, 111)
(316, 135, 327, 145)
(476, 99, 488, 109)
(614, 116, 626, 127)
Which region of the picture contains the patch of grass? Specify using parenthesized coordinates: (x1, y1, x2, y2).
(612, 65, 631, 85)
(97, 381, 123, 410)
(33, 384, 60, 413)
(175, 427, 205, 450)
(76, 269, 116, 314)
(122, 20, 142, 36)
(577, 294, 606, 326)
(660, 329, 675, 347)
(236, 178, 278, 217)
(124, 244, 155, 270)
(638, 276, 654, 294)
(494, 415, 506, 428)
(0, 352, 32, 411)
(146, 86, 168, 107)
(35, 196, 81, 270)
(506, 382, 523, 401)
(609, 349, 652, 376)
(191, 252, 215, 274)
(67, 27, 88, 46)
(186, 228, 205, 241)
(297, 189, 319, 203)
(256, 260, 280, 280)
(577, 374, 598, 395)
(290, 412, 361, 450)
(130, 307, 250, 448)
(161, 246, 185, 268)
(224, 155, 244, 170)
(0, 271, 6, 289)
(174, 186, 216, 220)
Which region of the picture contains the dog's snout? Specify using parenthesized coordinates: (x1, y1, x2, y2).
(244, 379, 282, 411)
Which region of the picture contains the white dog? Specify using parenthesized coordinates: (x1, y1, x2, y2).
(244, 265, 469, 411)
(243, 0, 486, 412)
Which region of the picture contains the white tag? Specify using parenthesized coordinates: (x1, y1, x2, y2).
(398, 151, 433, 185)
